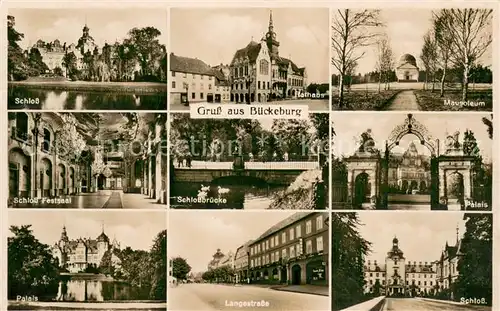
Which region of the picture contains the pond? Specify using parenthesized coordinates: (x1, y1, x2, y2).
(170, 182, 286, 209)
(8, 86, 167, 110)
(51, 278, 154, 302)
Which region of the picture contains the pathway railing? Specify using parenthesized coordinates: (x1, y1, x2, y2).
(173, 161, 320, 170)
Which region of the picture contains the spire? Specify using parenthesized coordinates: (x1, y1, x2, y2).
(101, 221, 104, 233)
(269, 10, 273, 31)
(456, 224, 459, 244)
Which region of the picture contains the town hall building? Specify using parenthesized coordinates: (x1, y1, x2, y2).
(229, 11, 307, 103)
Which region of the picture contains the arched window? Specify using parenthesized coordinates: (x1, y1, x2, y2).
(259, 59, 269, 75)
(15, 113, 29, 140)
(43, 128, 51, 152)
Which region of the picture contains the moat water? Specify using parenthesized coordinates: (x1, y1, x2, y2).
(170, 182, 286, 209)
(8, 86, 167, 110)
(52, 278, 153, 302)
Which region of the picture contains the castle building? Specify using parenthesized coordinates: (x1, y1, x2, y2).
(364, 232, 463, 298)
(51, 226, 121, 273)
(388, 142, 431, 193)
(396, 54, 419, 82)
(229, 11, 307, 103)
(31, 24, 99, 75)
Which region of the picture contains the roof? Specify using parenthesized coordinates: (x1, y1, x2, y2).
(170, 53, 215, 76)
(276, 56, 305, 76)
(399, 54, 417, 67)
(251, 212, 312, 244)
(231, 41, 262, 64)
(97, 232, 109, 242)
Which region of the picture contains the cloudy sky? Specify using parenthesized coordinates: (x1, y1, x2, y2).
(169, 211, 311, 273)
(171, 8, 329, 84)
(354, 212, 470, 264)
(9, 9, 168, 50)
(8, 210, 166, 251)
(331, 113, 493, 162)
(331, 9, 493, 75)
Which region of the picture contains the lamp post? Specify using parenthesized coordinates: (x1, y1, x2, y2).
(32, 113, 42, 198)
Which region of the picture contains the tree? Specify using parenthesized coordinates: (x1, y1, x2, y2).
(127, 27, 164, 79)
(455, 214, 492, 305)
(372, 278, 383, 296)
(375, 35, 394, 93)
(420, 30, 438, 91)
(438, 9, 492, 100)
(149, 230, 166, 300)
(433, 11, 454, 97)
(482, 114, 493, 140)
(8, 225, 60, 299)
(271, 119, 311, 159)
(172, 257, 191, 281)
(462, 130, 480, 157)
(8, 15, 29, 81)
(331, 9, 382, 108)
(332, 213, 371, 310)
(62, 51, 78, 80)
(53, 67, 64, 76)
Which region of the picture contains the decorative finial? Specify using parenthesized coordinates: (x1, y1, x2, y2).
(269, 10, 273, 29)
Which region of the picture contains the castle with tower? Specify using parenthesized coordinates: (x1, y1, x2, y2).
(52, 225, 122, 273)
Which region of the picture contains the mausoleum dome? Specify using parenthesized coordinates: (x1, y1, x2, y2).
(399, 54, 417, 66)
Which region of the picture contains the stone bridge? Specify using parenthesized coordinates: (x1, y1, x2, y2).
(172, 161, 319, 186)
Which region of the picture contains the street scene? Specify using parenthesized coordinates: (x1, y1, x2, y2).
(168, 211, 329, 311)
(8, 112, 167, 208)
(7, 210, 167, 310)
(332, 212, 492, 311)
(331, 9, 492, 111)
(169, 8, 329, 111)
(331, 113, 493, 210)
(169, 113, 329, 209)
(8, 9, 167, 110)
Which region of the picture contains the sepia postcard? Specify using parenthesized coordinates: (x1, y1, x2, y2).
(8, 112, 168, 208)
(168, 211, 329, 311)
(331, 9, 493, 111)
(1, 2, 498, 311)
(7, 8, 168, 110)
(169, 8, 329, 111)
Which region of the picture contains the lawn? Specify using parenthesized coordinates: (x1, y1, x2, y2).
(332, 89, 401, 110)
(414, 89, 492, 111)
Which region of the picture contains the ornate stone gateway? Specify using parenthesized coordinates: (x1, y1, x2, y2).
(345, 114, 477, 210)
(381, 114, 439, 209)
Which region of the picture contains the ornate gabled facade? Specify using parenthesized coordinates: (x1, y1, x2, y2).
(364, 231, 463, 298)
(388, 142, 431, 193)
(52, 226, 121, 273)
(229, 10, 307, 103)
